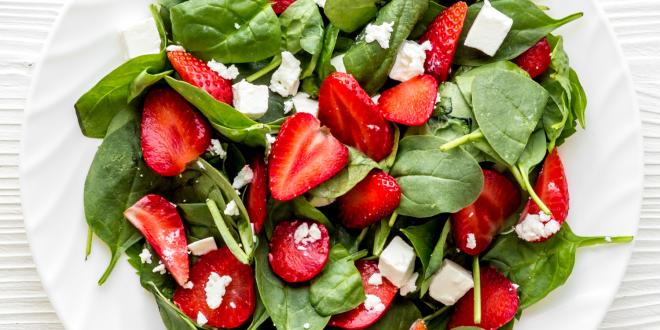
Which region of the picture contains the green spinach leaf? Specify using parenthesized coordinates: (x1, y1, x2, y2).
(325, 0, 378, 33)
(454, 61, 527, 106)
(292, 197, 335, 231)
(127, 69, 172, 103)
(438, 82, 472, 120)
(308, 146, 379, 199)
(317, 24, 341, 80)
(516, 129, 546, 192)
(309, 245, 365, 316)
(368, 300, 421, 330)
(401, 218, 443, 273)
(420, 219, 450, 297)
(147, 282, 199, 330)
(410, 1, 445, 39)
(280, 0, 324, 55)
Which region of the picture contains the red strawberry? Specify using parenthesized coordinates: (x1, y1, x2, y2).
(451, 169, 521, 256)
(378, 75, 438, 126)
(514, 38, 552, 79)
(173, 248, 255, 328)
(329, 260, 398, 329)
(419, 1, 468, 82)
(318, 72, 394, 161)
(409, 320, 428, 330)
(271, 0, 296, 14)
(338, 170, 401, 229)
(141, 88, 211, 176)
(167, 50, 233, 104)
(245, 155, 267, 234)
(268, 113, 349, 201)
(124, 194, 189, 286)
(268, 220, 330, 282)
(448, 267, 519, 330)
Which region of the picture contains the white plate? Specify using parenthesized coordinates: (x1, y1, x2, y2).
(20, 0, 643, 329)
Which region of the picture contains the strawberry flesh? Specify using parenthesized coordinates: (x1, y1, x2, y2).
(268, 220, 330, 283)
(124, 194, 189, 286)
(318, 72, 394, 161)
(420, 1, 468, 82)
(268, 113, 349, 201)
(246, 154, 267, 234)
(378, 74, 438, 126)
(514, 37, 552, 79)
(409, 319, 428, 330)
(173, 248, 255, 328)
(167, 50, 233, 105)
(338, 170, 401, 229)
(271, 0, 296, 14)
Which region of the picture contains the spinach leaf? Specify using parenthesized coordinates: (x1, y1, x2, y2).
(157, 0, 187, 38)
(324, 0, 378, 33)
(255, 241, 330, 330)
(516, 129, 546, 193)
(308, 146, 379, 199)
(569, 68, 587, 129)
(401, 218, 443, 273)
(343, 0, 428, 93)
(309, 245, 365, 316)
(372, 217, 392, 256)
(170, 0, 281, 63)
(454, 61, 527, 106)
(178, 203, 221, 240)
(454, 0, 582, 65)
(379, 125, 400, 171)
(292, 197, 335, 231)
(390, 135, 483, 218)
(471, 69, 548, 165)
(438, 82, 472, 120)
(420, 219, 450, 297)
(247, 291, 270, 330)
(280, 0, 324, 55)
(126, 243, 175, 297)
(147, 282, 199, 330)
(127, 69, 172, 103)
(317, 24, 341, 80)
(539, 35, 571, 150)
(368, 300, 421, 330)
(410, 1, 445, 39)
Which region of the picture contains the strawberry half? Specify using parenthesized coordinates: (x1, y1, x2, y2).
(419, 1, 468, 82)
(271, 0, 296, 14)
(338, 170, 401, 229)
(268, 113, 349, 201)
(329, 260, 398, 329)
(514, 37, 552, 79)
(246, 154, 267, 234)
(448, 267, 519, 330)
(268, 220, 330, 282)
(141, 88, 211, 176)
(124, 194, 189, 286)
(173, 248, 255, 328)
(318, 72, 394, 161)
(378, 75, 438, 126)
(167, 50, 233, 104)
(451, 169, 520, 256)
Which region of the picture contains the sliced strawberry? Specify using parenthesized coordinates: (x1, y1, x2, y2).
(419, 1, 468, 82)
(173, 248, 255, 328)
(409, 319, 427, 330)
(514, 37, 552, 79)
(141, 88, 211, 176)
(124, 194, 189, 286)
(329, 260, 398, 329)
(245, 154, 267, 234)
(167, 50, 233, 104)
(378, 75, 438, 126)
(448, 267, 519, 330)
(268, 113, 349, 201)
(451, 169, 520, 256)
(268, 220, 330, 283)
(271, 0, 296, 14)
(338, 170, 401, 229)
(318, 72, 394, 161)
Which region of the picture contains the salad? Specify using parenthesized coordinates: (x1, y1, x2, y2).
(74, 0, 633, 329)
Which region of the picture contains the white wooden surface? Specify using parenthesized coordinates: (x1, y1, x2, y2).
(0, 0, 658, 329)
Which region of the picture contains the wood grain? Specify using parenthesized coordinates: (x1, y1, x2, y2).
(0, 0, 658, 329)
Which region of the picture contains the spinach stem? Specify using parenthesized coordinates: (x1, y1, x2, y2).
(580, 235, 634, 248)
(85, 227, 93, 260)
(439, 130, 484, 152)
(349, 249, 369, 261)
(422, 305, 450, 322)
(352, 227, 369, 252)
(388, 211, 398, 227)
(509, 165, 526, 192)
(473, 256, 482, 325)
(206, 199, 249, 265)
(246, 55, 282, 82)
(517, 166, 552, 215)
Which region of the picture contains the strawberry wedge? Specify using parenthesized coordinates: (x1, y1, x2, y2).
(268, 220, 330, 282)
(420, 2, 468, 82)
(245, 155, 268, 234)
(514, 37, 552, 79)
(167, 50, 233, 104)
(338, 170, 401, 229)
(124, 194, 189, 286)
(378, 74, 438, 126)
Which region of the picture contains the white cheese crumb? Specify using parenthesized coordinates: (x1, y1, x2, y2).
(293, 222, 322, 246)
(207, 139, 227, 159)
(232, 165, 254, 189)
(188, 237, 218, 256)
(266, 133, 277, 149)
(371, 94, 381, 104)
(139, 248, 152, 264)
(232, 80, 270, 119)
(224, 200, 240, 217)
(368, 273, 383, 286)
(283, 99, 294, 114)
(121, 17, 161, 59)
(399, 272, 419, 296)
(464, 0, 513, 56)
(314, 0, 325, 8)
(365, 21, 394, 49)
(389, 40, 432, 82)
(304, 323, 311, 329)
(152, 261, 166, 275)
(292, 92, 319, 117)
(183, 281, 194, 289)
(466, 233, 477, 250)
(270, 51, 302, 97)
(166, 44, 186, 52)
(363, 294, 386, 313)
(234, 22, 241, 29)
(205, 272, 233, 309)
(207, 60, 240, 80)
(197, 312, 208, 326)
(378, 236, 416, 288)
(515, 212, 561, 242)
(330, 54, 347, 73)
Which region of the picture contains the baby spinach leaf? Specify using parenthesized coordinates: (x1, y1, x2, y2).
(324, 0, 378, 33)
(372, 218, 392, 257)
(379, 125, 400, 171)
(127, 69, 172, 103)
(317, 24, 341, 80)
(401, 218, 443, 273)
(569, 68, 587, 129)
(146, 282, 199, 330)
(170, 0, 281, 63)
(308, 146, 379, 199)
(368, 300, 421, 330)
(410, 1, 445, 39)
(309, 245, 365, 316)
(391, 135, 483, 218)
(471, 69, 549, 165)
(292, 197, 335, 231)
(420, 219, 450, 297)
(247, 291, 270, 330)
(178, 203, 222, 240)
(454, 0, 582, 65)
(126, 243, 175, 297)
(343, 0, 428, 94)
(438, 82, 472, 120)
(539, 35, 572, 150)
(280, 0, 324, 55)
(516, 129, 546, 187)
(454, 61, 527, 106)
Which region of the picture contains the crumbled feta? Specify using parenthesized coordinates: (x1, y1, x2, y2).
(466, 233, 477, 250)
(205, 272, 233, 309)
(378, 236, 416, 288)
(166, 44, 185, 52)
(292, 93, 319, 117)
(152, 261, 167, 275)
(121, 17, 161, 59)
(368, 273, 383, 286)
(400, 272, 419, 296)
(330, 54, 347, 73)
(314, 0, 325, 8)
(224, 200, 240, 217)
(294, 222, 322, 246)
(139, 248, 152, 264)
(365, 21, 394, 49)
(197, 312, 208, 326)
(429, 259, 474, 305)
(266, 134, 277, 147)
(283, 99, 294, 114)
(363, 294, 386, 313)
(464, 0, 513, 56)
(270, 51, 302, 97)
(183, 281, 194, 289)
(207, 139, 227, 159)
(371, 94, 381, 104)
(304, 323, 311, 329)
(232, 165, 254, 189)
(234, 22, 241, 30)
(207, 60, 240, 80)
(308, 196, 335, 207)
(389, 40, 432, 82)
(514, 212, 561, 242)
(188, 237, 218, 256)
(232, 80, 270, 119)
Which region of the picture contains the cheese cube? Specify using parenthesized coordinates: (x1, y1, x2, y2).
(232, 80, 270, 119)
(429, 259, 474, 305)
(292, 93, 319, 117)
(270, 51, 302, 97)
(330, 54, 347, 73)
(121, 17, 162, 59)
(389, 40, 432, 82)
(187, 237, 218, 256)
(378, 236, 416, 287)
(464, 0, 513, 57)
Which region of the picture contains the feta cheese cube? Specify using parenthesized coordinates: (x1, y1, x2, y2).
(187, 237, 218, 256)
(330, 54, 347, 73)
(270, 51, 302, 97)
(205, 272, 232, 309)
(378, 236, 416, 287)
(429, 259, 474, 305)
(183, 281, 194, 289)
(121, 17, 162, 59)
(389, 40, 432, 82)
(399, 272, 419, 296)
(464, 0, 513, 56)
(365, 21, 394, 49)
(207, 60, 240, 80)
(232, 80, 269, 119)
(292, 92, 319, 117)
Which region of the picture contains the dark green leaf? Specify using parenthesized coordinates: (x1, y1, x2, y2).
(308, 146, 379, 199)
(280, 0, 324, 55)
(368, 300, 421, 330)
(401, 218, 443, 272)
(146, 282, 199, 330)
(438, 82, 472, 120)
(410, 1, 445, 39)
(309, 245, 365, 315)
(325, 0, 378, 33)
(292, 196, 335, 231)
(454, 61, 527, 106)
(317, 24, 341, 80)
(420, 219, 450, 297)
(127, 69, 172, 103)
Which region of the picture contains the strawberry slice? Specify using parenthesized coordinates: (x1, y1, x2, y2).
(141, 88, 211, 176)
(318, 72, 394, 161)
(451, 169, 520, 256)
(167, 50, 233, 104)
(245, 154, 267, 234)
(271, 0, 296, 14)
(329, 260, 398, 329)
(409, 320, 427, 330)
(514, 37, 552, 79)
(268, 113, 349, 201)
(338, 170, 401, 229)
(173, 248, 255, 328)
(268, 220, 330, 282)
(448, 267, 519, 330)
(419, 1, 468, 82)
(124, 194, 189, 286)
(378, 75, 438, 126)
